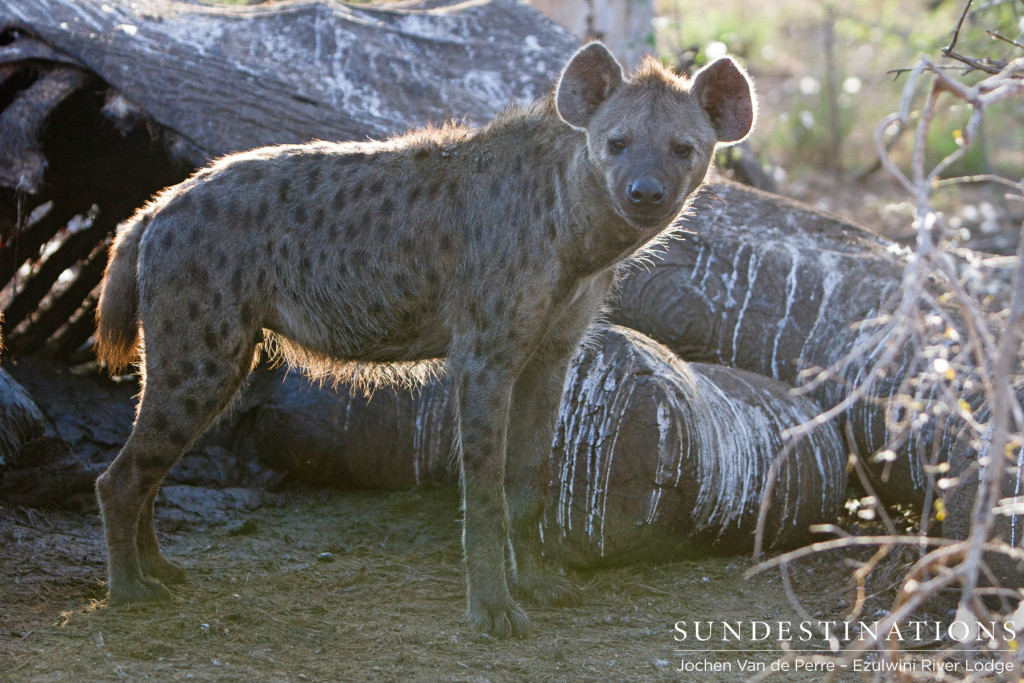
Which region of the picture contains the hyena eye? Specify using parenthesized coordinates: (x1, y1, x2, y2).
(608, 139, 627, 153)
(673, 143, 694, 159)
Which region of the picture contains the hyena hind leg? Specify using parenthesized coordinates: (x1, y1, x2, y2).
(97, 343, 255, 606)
(136, 483, 187, 584)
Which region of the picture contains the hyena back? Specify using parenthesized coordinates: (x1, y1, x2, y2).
(95, 43, 755, 638)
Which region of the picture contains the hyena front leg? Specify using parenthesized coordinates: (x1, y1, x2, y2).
(505, 273, 612, 606)
(454, 354, 530, 638)
(505, 346, 582, 607)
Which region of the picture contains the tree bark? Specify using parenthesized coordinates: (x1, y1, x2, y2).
(1, 0, 579, 164)
(611, 181, 944, 505)
(230, 327, 847, 564)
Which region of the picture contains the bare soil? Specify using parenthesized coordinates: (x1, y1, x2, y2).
(0, 484, 907, 682)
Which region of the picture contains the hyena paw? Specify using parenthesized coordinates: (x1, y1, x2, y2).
(139, 555, 187, 585)
(515, 571, 582, 607)
(468, 598, 530, 638)
(107, 575, 173, 606)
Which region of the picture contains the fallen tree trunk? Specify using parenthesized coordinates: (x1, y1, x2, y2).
(1, 0, 577, 164)
(944, 386, 1024, 588)
(232, 327, 847, 564)
(0, 365, 65, 472)
(612, 181, 956, 505)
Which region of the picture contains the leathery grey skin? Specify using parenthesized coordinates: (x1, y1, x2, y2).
(93, 42, 756, 638)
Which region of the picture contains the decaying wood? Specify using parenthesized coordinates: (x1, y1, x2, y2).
(547, 326, 846, 565)
(944, 386, 1024, 587)
(612, 181, 934, 504)
(2, 0, 578, 163)
(234, 366, 457, 491)
(0, 356, 274, 504)
(229, 327, 846, 564)
(0, 66, 89, 193)
(0, 365, 64, 470)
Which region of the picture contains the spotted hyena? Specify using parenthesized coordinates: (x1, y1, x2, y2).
(94, 43, 756, 637)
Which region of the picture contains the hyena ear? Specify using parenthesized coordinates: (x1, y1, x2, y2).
(556, 42, 625, 130)
(692, 57, 757, 144)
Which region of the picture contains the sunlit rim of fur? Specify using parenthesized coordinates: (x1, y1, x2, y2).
(262, 332, 447, 397)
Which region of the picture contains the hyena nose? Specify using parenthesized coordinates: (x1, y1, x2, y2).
(627, 177, 665, 206)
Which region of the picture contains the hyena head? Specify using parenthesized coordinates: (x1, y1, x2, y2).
(556, 42, 756, 231)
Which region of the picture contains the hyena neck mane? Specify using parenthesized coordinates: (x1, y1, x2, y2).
(393, 95, 653, 278)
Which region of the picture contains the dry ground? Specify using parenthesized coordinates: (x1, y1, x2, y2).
(0, 484, 909, 682)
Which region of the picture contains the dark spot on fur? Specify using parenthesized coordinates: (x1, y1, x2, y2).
(182, 398, 199, 416)
(201, 193, 219, 221)
(311, 210, 325, 233)
(513, 155, 523, 175)
(306, 164, 321, 193)
(216, 252, 228, 270)
(399, 237, 415, 255)
(428, 179, 443, 200)
(299, 255, 311, 274)
(169, 429, 189, 447)
(370, 179, 384, 196)
(544, 186, 556, 209)
(293, 205, 307, 225)
(332, 187, 346, 210)
(440, 233, 453, 252)
(179, 360, 196, 377)
(352, 182, 364, 201)
(382, 198, 394, 217)
(408, 184, 422, 204)
(203, 359, 219, 377)
(548, 221, 557, 241)
(393, 273, 410, 293)
(240, 301, 254, 325)
(212, 291, 222, 308)
(161, 231, 174, 250)
(150, 410, 168, 432)
(203, 325, 219, 349)
(489, 178, 501, 200)
(231, 270, 243, 297)
(414, 147, 430, 160)
(278, 179, 290, 204)
(446, 180, 458, 198)
(280, 242, 289, 259)
(258, 198, 270, 221)
(187, 301, 200, 318)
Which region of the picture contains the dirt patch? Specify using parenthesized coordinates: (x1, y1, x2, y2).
(0, 484, 939, 681)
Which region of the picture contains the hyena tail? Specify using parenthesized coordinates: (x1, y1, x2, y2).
(95, 212, 148, 371)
